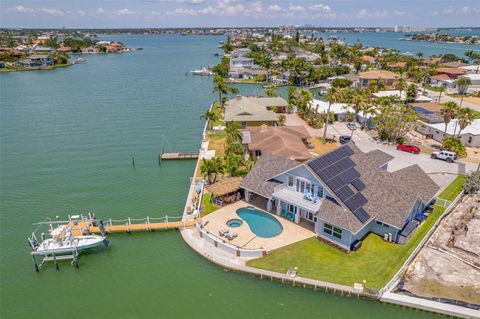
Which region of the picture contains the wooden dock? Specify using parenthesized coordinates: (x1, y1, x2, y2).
(90, 219, 197, 234)
(161, 152, 198, 160)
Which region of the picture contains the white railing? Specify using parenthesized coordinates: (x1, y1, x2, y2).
(196, 223, 266, 258)
(273, 184, 323, 212)
(378, 191, 464, 297)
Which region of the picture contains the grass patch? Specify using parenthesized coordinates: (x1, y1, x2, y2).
(206, 131, 226, 157)
(211, 102, 225, 127)
(247, 176, 466, 290)
(309, 137, 340, 155)
(200, 191, 220, 217)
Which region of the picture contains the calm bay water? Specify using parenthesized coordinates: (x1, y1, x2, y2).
(0, 34, 453, 318)
(315, 28, 480, 56)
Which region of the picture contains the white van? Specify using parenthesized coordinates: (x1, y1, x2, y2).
(431, 150, 457, 163)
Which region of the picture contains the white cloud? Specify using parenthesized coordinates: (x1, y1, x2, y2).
(393, 10, 408, 16)
(268, 4, 282, 12)
(96, 7, 105, 14)
(167, 7, 198, 15)
(309, 4, 331, 14)
(77, 10, 86, 16)
(15, 5, 64, 16)
(116, 8, 136, 15)
(288, 3, 305, 12)
(356, 8, 388, 18)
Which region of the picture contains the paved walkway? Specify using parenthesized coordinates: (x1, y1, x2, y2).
(381, 292, 480, 319)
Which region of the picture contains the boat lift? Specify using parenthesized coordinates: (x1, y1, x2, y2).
(28, 214, 107, 272)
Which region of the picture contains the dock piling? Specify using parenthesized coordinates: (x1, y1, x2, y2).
(132, 156, 135, 166)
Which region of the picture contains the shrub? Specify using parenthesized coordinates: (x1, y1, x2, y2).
(278, 114, 286, 126)
(463, 171, 480, 194)
(442, 137, 467, 158)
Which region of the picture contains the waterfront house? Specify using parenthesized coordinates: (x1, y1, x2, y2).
(230, 57, 254, 68)
(15, 55, 54, 68)
(358, 70, 400, 88)
(241, 143, 439, 251)
(232, 48, 251, 58)
(224, 96, 279, 128)
(81, 46, 100, 54)
(311, 99, 353, 122)
(417, 119, 480, 147)
(242, 125, 312, 161)
(230, 67, 268, 80)
(435, 67, 467, 80)
(56, 44, 72, 53)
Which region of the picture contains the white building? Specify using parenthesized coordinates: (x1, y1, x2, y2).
(417, 119, 480, 147)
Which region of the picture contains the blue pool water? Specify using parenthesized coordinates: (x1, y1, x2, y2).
(236, 208, 283, 238)
(226, 219, 243, 228)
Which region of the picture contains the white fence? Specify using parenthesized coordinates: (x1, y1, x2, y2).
(196, 223, 266, 258)
(379, 191, 464, 296)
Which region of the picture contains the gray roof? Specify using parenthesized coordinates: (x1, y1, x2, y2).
(224, 97, 279, 123)
(345, 143, 439, 231)
(240, 153, 299, 198)
(244, 142, 439, 234)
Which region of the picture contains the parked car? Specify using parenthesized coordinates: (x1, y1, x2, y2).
(396, 144, 420, 154)
(346, 122, 357, 130)
(339, 135, 351, 144)
(431, 150, 457, 163)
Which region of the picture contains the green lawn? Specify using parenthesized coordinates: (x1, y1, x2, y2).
(211, 102, 225, 127)
(200, 192, 220, 217)
(247, 176, 466, 290)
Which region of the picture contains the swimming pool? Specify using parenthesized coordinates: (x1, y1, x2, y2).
(236, 207, 283, 238)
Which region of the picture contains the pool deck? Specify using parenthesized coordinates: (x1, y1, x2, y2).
(202, 201, 315, 251)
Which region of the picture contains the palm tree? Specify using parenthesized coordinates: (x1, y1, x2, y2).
(213, 75, 239, 107)
(200, 157, 224, 184)
(440, 101, 459, 134)
(225, 122, 242, 144)
(465, 50, 480, 73)
(395, 77, 407, 101)
(264, 85, 279, 97)
(348, 88, 366, 122)
(437, 85, 445, 102)
(455, 76, 472, 107)
(360, 102, 376, 130)
(323, 87, 343, 140)
(200, 110, 219, 130)
(456, 108, 475, 137)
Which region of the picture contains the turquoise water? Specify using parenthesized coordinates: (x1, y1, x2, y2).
(226, 218, 243, 228)
(314, 29, 480, 56)
(1, 34, 447, 319)
(237, 208, 283, 238)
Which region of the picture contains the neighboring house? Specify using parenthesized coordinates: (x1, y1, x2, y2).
(411, 102, 444, 123)
(419, 57, 441, 67)
(81, 46, 100, 54)
(358, 70, 400, 88)
(373, 90, 433, 103)
(459, 65, 480, 74)
(434, 67, 467, 80)
(464, 74, 480, 90)
(224, 96, 279, 128)
(33, 47, 54, 53)
(56, 44, 71, 53)
(311, 99, 353, 121)
(361, 55, 376, 64)
(230, 57, 254, 68)
(242, 125, 312, 161)
(417, 119, 480, 147)
(15, 55, 54, 67)
(241, 144, 439, 251)
(232, 48, 251, 58)
(229, 68, 267, 80)
(441, 61, 469, 69)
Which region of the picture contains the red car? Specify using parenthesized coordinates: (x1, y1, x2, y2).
(396, 144, 420, 154)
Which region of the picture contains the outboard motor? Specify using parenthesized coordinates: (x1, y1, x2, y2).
(28, 238, 38, 250)
(103, 238, 109, 247)
(98, 220, 107, 237)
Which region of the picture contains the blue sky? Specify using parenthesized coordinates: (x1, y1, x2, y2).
(1, 0, 480, 28)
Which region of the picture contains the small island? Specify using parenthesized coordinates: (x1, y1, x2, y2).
(405, 33, 479, 44)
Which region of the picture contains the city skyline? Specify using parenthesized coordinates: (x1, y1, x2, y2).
(1, 0, 480, 28)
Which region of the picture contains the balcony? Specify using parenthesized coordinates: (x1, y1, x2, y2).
(273, 184, 323, 212)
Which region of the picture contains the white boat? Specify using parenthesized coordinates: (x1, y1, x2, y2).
(28, 216, 108, 256)
(190, 67, 214, 76)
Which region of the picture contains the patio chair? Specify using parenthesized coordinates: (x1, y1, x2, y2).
(281, 209, 288, 218)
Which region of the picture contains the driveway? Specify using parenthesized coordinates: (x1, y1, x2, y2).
(424, 88, 480, 112)
(285, 114, 477, 191)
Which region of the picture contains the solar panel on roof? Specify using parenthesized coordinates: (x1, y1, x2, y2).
(336, 185, 355, 202)
(351, 178, 366, 191)
(353, 207, 370, 223)
(338, 167, 360, 184)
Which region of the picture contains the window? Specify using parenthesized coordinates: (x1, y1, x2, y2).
(324, 223, 342, 239)
(255, 150, 262, 156)
(287, 176, 294, 187)
(241, 121, 247, 126)
(306, 211, 314, 221)
(376, 221, 388, 227)
(316, 186, 323, 198)
(468, 136, 472, 143)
